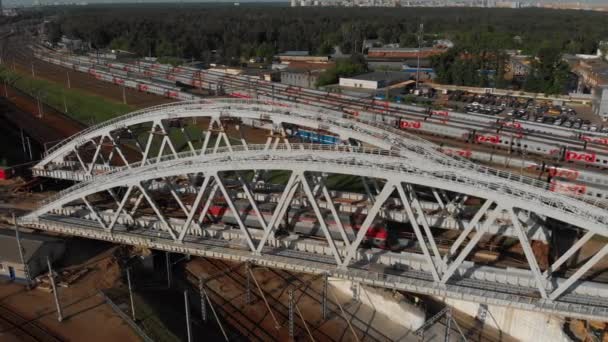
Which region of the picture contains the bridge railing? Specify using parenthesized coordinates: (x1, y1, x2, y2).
(39, 101, 608, 218)
(37, 143, 402, 207)
(32, 143, 608, 230)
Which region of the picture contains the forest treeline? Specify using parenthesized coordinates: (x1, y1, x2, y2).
(41, 4, 608, 93)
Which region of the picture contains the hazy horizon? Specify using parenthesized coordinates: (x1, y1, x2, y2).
(4, 0, 607, 7)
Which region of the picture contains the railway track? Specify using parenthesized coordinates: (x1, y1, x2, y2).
(203, 258, 338, 341)
(25, 46, 608, 199)
(0, 304, 63, 342)
(205, 258, 392, 342)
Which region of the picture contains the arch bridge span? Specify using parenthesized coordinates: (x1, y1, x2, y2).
(20, 141, 608, 321)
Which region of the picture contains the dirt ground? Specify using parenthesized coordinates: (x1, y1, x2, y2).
(186, 258, 415, 342)
(0, 235, 140, 342)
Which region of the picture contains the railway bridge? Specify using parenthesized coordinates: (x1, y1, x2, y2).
(19, 99, 608, 321)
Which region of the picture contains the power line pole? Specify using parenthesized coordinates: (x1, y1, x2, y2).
(126, 268, 136, 321)
(47, 257, 63, 322)
(62, 91, 68, 113)
(416, 23, 423, 90)
(199, 277, 207, 322)
(184, 290, 192, 342)
(25, 136, 33, 160)
(13, 214, 31, 288)
(20, 129, 26, 157)
(165, 252, 172, 288)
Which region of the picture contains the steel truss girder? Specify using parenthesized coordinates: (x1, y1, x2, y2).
(21, 218, 608, 322)
(21, 146, 608, 304)
(35, 101, 607, 227)
(30, 146, 608, 236)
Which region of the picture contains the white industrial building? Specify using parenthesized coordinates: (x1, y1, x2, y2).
(593, 85, 608, 121)
(339, 71, 410, 90)
(0, 230, 65, 282)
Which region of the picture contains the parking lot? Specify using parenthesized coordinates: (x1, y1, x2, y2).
(447, 91, 607, 133)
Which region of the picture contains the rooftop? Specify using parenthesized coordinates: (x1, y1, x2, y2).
(343, 71, 410, 83)
(581, 58, 608, 85)
(368, 47, 441, 53)
(0, 230, 63, 264)
(281, 61, 334, 72)
(277, 51, 310, 57)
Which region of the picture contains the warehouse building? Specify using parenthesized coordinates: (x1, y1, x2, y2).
(0, 230, 65, 282)
(281, 69, 324, 88)
(593, 85, 608, 121)
(339, 71, 410, 90)
(572, 58, 608, 121)
(367, 47, 446, 59)
(275, 51, 330, 63)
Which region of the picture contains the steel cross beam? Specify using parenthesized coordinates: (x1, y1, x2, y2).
(214, 173, 257, 252)
(197, 182, 219, 225)
(256, 172, 300, 254)
(137, 182, 179, 241)
(550, 244, 608, 300)
(178, 175, 212, 242)
(106, 133, 131, 168)
(341, 181, 395, 268)
(440, 206, 502, 284)
(444, 199, 494, 262)
(236, 172, 268, 231)
(82, 196, 108, 230)
(397, 182, 440, 281)
(509, 208, 548, 299)
(544, 231, 594, 277)
(107, 185, 134, 231)
(300, 171, 344, 266)
(407, 184, 444, 270)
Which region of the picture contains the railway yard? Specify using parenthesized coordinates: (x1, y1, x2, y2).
(1, 18, 608, 342)
(24, 39, 608, 205)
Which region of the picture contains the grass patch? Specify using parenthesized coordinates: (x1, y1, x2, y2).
(157, 56, 184, 66)
(0, 68, 134, 125)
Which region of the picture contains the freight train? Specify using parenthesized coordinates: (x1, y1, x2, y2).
(206, 200, 389, 248)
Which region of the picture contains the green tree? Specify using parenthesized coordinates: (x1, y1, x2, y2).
(316, 57, 368, 87)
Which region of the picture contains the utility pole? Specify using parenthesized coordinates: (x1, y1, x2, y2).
(31, 63, 35, 78)
(126, 268, 136, 321)
(47, 257, 63, 322)
(36, 95, 42, 118)
(62, 91, 68, 113)
(122, 85, 127, 105)
(20, 129, 26, 157)
(416, 23, 423, 90)
(25, 137, 33, 160)
(165, 252, 172, 288)
(13, 214, 31, 288)
(66, 71, 71, 89)
(184, 290, 192, 342)
(322, 273, 328, 319)
(199, 278, 207, 322)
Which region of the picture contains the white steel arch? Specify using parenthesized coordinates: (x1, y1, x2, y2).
(20, 145, 608, 305)
(32, 100, 607, 226)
